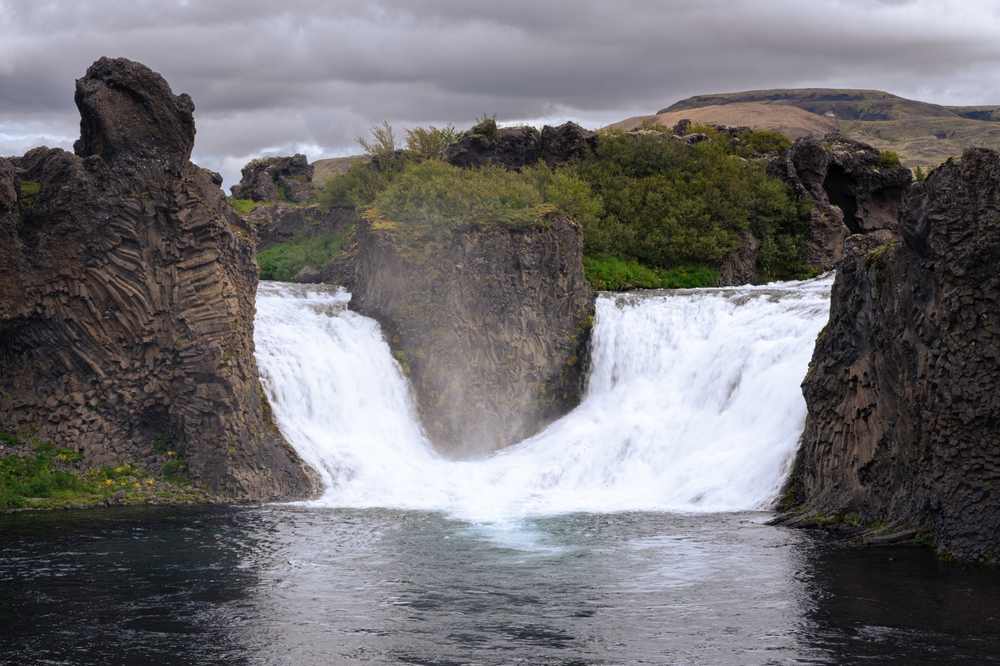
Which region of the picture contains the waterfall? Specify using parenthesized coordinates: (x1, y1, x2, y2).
(254, 276, 832, 521)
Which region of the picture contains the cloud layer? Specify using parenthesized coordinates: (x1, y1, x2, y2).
(2, 0, 999, 187)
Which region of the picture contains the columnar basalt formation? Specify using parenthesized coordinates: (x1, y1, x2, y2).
(785, 148, 1000, 562)
(0, 57, 314, 499)
(348, 214, 595, 458)
(773, 134, 912, 270)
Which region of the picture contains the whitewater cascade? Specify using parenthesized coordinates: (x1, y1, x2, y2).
(254, 277, 832, 521)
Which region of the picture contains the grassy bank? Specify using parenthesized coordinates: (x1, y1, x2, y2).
(0, 435, 213, 512)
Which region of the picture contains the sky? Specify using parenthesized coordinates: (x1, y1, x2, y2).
(1, 0, 999, 189)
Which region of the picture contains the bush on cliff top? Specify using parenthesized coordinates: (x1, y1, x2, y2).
(313, 123, 807, 286)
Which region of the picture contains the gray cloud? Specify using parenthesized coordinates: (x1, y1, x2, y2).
(1, 0, 999, 186)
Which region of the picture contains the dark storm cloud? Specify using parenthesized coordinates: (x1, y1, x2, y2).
(2, 0, 998, 185)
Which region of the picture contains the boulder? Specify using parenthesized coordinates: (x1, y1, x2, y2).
(443, 121, 595, 171)
(785, 148, 1000, 562)
(0, 58, 316, 500)
(230, 154, 314, 203)
(295, 265, 323, 284)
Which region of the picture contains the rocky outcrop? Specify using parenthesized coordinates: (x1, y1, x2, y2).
(244, 202, 358, 251)
(230, 154, 314, 204)
(347, 214, 595, 458)
(442, 121, 597, 171)
(773, 134, 912, 270)
(784, 148, 1000, 562)
(0, 58, 315, 500)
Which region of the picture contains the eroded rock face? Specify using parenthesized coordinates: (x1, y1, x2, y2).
(787, 148, 1000, 562)
(348, 215, 595, 458)
(230, 154, 314, 204)
(0, 58, 314, 500)
(774, 134, 912, 270)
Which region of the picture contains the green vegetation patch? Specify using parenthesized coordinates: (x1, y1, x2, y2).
(228, 197, 261, 216)
(367, 160, 554, 233)
(307, 121, 809, 289)
(257, 227, 353, 281)
(584, 256, 717, 290)
(19, 181, 40, 220)
(0, 437, 206, 511)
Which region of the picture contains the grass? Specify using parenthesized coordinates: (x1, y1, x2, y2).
(228, 197, 261, 216)
(584, 256, 717, 290)
(257, 227, 353, 281)
(0, 436, 207, 511)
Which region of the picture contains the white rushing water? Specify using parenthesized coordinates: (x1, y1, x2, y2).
(254, 276, 832, 522)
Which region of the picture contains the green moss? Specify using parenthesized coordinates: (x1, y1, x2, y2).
(257, 227, 353, 281)
(228, 197, 260, 216)
(19, 181, 40, 221)
(0, 435, 203, 511)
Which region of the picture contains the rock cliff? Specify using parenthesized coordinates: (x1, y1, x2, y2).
(230, 154, 314, 204)
(0, 57, 315, 500)
(772, 134, 912, 270)
(784, 148, 1000, 562)
(347, 214, 595, 458)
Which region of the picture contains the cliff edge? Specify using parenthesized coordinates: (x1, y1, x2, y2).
(784, 148, 1000, 562)
(0, 57, 315, 500)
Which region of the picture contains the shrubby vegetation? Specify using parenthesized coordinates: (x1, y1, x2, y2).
(293, 120, 809, 289)
(257, 227, 353, 281)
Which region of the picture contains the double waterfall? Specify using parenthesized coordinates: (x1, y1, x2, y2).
(254, 276, 832, 522)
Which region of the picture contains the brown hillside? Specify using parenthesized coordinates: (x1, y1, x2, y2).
(609, 103, 837, 139)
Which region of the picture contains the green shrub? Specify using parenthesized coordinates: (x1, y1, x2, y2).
(404, 124, 462, 157)
(257, 228, 353, 281)
(366, 160, 551, 233)
(357, 121, 398, 157)
(741, 130, 791, 155)
(913, 165, 927, 182)
(879, 150, 901, 169)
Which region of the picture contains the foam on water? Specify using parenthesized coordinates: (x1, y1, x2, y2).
(254, 276, 832, 522)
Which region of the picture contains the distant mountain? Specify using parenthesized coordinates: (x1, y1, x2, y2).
(612, 88, 1000, 168)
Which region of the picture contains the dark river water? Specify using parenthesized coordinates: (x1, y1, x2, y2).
(3, 505, 1000, 665)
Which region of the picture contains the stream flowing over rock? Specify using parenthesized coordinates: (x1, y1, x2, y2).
(346, 214, 595, 458)
(786, 148, 1000, 562)
(0, 57, 314, 499)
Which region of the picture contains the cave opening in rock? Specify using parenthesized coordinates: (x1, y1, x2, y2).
(823, 164, 861, 234)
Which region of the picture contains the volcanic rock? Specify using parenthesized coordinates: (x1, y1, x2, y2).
(0, 58, 315, 500)
(347, 214, 595, 458)
(774, 134, 912, 270)
(785, 148, 1000, 562)
(230, 154, 314, 203)
(443, 121, 596, 171)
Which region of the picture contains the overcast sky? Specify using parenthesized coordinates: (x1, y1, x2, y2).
(1, 0, 999, 188)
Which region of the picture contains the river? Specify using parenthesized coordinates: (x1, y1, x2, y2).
(2, 276, 999, 665)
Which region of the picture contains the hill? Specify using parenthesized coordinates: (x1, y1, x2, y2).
(616, 88, 1000, 168)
